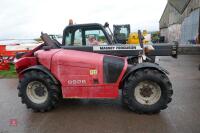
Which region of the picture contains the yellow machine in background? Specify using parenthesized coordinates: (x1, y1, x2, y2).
(113, 25, 151, 44)
(127, 30, 151, 44)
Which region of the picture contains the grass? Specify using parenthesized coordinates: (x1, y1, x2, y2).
(0, 64, 17, 78)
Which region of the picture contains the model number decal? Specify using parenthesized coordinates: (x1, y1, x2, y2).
(93, 45, 142, 51)
(67, 80, 86, 85)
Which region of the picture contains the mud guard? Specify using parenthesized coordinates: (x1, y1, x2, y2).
(121, 62, 169, 87)
(19, 65, 59, 85)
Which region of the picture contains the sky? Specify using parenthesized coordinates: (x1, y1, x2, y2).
(0, 0, 167, 39)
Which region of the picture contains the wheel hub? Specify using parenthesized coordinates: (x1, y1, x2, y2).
(140, 86, 153, 97)
(34, 87, 46, 97)
(26, 81, 48, 104)
(134, 81, 161, 105)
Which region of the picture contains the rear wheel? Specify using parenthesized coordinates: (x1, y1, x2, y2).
(18, 71, 61, 112)
(122, 69, 173, 114)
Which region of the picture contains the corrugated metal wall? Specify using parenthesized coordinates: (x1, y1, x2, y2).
(180, 8, 200, 43)
(168, 24, 181, 42)
(160, 24, 181, 43)
(160, 3, 181, 43)
(159, 0, 200, 43)
(169, 0, 191, 13)
(160, 3, 181, 29)
(160, 28, 168, 42)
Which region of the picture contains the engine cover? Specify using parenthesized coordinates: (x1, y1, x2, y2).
(37, 49, 128, 98)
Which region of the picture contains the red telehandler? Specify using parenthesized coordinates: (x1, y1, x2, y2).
(14, 23, 200, 114)
(15, 32, 173, 114)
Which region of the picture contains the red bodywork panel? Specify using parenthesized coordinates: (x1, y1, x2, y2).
(17, 49, 128, 99)
(15, 57, 37, 74)
(14, 44, 45, 73)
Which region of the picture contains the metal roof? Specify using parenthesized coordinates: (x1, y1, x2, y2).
(168, 0, 191, 14)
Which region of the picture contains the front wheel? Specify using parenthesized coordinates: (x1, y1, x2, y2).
(18, 71, 61, 112)
(122, 69, 173, 114)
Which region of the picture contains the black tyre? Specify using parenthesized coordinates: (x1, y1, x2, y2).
(122, 69, 173, 114)
(148, 56, 156, 63)
(18, 70, 61, 112)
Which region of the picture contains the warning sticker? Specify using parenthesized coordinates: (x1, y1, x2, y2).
(90, 69, 98, 75)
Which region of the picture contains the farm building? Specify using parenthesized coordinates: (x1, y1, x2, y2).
(159, 0, 200, 44)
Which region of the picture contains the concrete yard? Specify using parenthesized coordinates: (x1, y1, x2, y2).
(0, 55, 200, 133)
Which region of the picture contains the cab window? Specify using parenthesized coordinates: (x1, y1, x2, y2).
(85, 30, 107, 45)
(65, 31, 72, 45)
(74, 29, 82, 46)
(64, 29, 83, 46)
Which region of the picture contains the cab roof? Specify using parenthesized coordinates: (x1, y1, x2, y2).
(63, 23, 104, 31)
